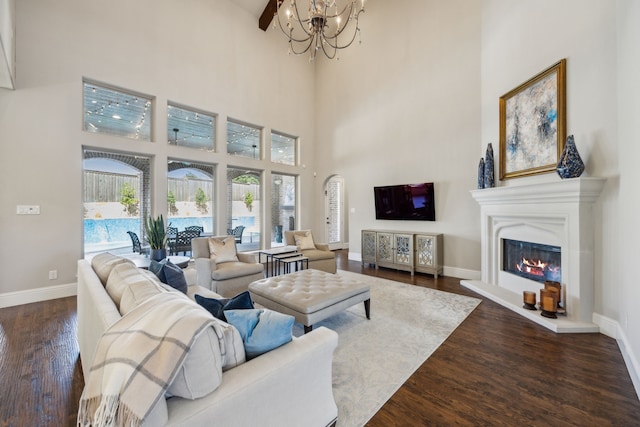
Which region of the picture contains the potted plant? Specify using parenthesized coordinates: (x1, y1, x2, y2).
(145, 214, 168, 261)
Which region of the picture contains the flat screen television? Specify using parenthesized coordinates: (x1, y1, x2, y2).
(374, 183, 435, 221)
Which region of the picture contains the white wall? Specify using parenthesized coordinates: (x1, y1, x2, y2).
(617, 0, 640, 386)
(0, 0, 317, 297)
(315, 0, 484, 277)
(0, 0, 15, 88)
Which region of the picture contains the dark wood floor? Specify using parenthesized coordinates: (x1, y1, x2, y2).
(1, 249, 639, 426)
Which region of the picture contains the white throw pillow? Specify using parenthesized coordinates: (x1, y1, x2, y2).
(294, 231, 316, 251)
(208, 237, 239, 263)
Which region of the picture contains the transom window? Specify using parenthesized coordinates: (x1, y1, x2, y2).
(83, 80, 153, 141)
(227, 119, 261, 159)
(167, 103, 215, 151)
(271, 131, 297, 165)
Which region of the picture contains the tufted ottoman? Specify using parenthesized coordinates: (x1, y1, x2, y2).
(249, 269, 371, 333)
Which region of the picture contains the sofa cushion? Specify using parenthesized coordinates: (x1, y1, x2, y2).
(224, 309, 294, 359)
(91, 252, 135, 286)
(119, 275, 169, 316)
(166, 321, 224, 399)
(194, 291, 254, 322)
(293, 231, 316, 251)
(301, 248, 336, 261)
(208, 237, 239, 264)
(211, 261, 264, 281)
(149, 258, 188, 294)
(105, 262, 157, 309)
(213, 318, 246, 371)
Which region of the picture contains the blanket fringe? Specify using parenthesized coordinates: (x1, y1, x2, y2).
(78, 395, 142, 427)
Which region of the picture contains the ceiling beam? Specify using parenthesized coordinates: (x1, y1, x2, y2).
(259, 0, 282, 31)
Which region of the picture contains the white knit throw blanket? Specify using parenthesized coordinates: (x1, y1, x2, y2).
(78, 292, 220, 427)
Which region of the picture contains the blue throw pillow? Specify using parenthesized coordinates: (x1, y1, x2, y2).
(195, 291, 254, 322)
(149, 258, 188, 294)
(224, 309, 294, 359)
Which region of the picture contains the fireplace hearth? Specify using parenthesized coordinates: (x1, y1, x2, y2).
(462, 178, 605, 333)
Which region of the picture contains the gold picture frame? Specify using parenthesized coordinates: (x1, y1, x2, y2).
(499, 59, 566, 180)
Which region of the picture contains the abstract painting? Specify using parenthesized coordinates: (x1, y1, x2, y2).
(499, 59, 566, 179)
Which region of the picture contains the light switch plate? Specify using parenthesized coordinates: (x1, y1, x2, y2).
(17, 205, 40, 215)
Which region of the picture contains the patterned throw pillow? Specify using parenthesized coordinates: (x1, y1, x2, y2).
(294, 231, 316, 251)
(208, 236, 239, 263)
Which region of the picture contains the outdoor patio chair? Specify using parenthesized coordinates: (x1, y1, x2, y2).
(226, 225, 245, 244)
(171, 230, 201, 256)
(185, 225, 204, 234)
(127, 231, 149, 254)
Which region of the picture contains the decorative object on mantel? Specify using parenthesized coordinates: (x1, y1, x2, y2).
(523, 291, 537, 310)
(544, 281, 562, 306)
(484, 143, 495, 188)
(274, 0, 366, 61)
(556, 135, 585, 179)
(477, 158, 485, 189)
(540, 289, 558, 319)
(499, 59, 567, 180)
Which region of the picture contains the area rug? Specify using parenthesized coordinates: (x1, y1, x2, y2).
(293, 270, 481, 427)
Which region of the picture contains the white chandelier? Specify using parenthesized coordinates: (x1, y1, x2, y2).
(275, 0, 365, 61)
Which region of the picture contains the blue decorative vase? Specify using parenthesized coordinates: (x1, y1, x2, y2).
(477, 158, 485, 189)
(150, 248, 167, 261)
(556, 135, 585, 179)
(484, 143, 495, 188)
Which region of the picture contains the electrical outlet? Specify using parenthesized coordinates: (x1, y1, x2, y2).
(49, 270, 57, 280)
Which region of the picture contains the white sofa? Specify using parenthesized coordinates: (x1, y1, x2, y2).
(77, 254, 339, 426)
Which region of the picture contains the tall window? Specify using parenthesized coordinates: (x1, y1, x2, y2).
(227, 119, 261, 159)
(83, 80, 153, 141)
(167, 103, 215, 150)
(167, 161, 215, 233)
(227, 168, 261, 251)
(271, 131, 296, 165)
(83, 149, 151, 256)
(271, 174, 297, 247)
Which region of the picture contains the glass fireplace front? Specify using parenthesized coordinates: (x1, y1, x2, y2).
(502, 239, 561, 283)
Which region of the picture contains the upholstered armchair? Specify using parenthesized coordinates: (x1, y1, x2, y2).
(284, 230, 337, 274)
(192, 236, 264, 297)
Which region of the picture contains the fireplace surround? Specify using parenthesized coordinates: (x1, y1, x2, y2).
(461, 177, 605, 332)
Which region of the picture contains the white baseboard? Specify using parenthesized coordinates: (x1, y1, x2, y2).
(0, 282, 77, 308)
(592, 313, 618, 338)
(348, 251, 362, 262)
(443, 266, 480, 281)
(593, 313, 640, 401)
(347, 252, 481, 281)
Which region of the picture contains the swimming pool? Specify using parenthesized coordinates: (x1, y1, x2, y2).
(84, 217, 213, 246)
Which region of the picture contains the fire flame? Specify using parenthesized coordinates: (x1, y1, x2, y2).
(516, 257, 546, 276)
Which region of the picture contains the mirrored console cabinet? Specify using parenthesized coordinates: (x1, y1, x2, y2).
(361, 229, 443, 278)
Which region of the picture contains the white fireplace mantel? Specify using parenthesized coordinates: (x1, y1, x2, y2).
(461, 177, 606, 333)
